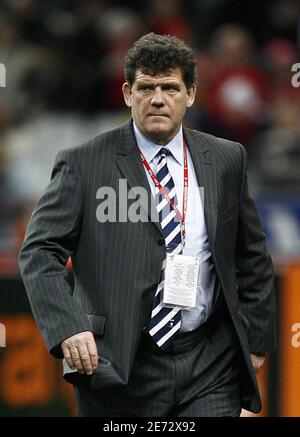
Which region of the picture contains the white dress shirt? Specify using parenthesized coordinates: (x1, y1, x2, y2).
(133, 122, 219, 332)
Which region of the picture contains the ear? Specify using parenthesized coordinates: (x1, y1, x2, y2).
(186, 84, 197, 108)
(122, 83, 133, 107)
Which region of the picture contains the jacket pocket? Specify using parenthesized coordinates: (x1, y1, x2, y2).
(86, 313, 106, 336)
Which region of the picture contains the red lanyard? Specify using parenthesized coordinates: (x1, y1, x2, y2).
(139, 139, 188, 241)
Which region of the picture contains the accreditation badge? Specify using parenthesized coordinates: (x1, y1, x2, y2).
(161, 253, 200, 309)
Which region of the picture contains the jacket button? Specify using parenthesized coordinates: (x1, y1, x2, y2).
(158, 237, 165, 246)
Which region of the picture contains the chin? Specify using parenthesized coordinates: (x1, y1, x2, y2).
(148, 122, 170, 135)
(149, 126, 168, 135)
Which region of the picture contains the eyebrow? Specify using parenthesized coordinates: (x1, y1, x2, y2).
(136, 80, 180, 87)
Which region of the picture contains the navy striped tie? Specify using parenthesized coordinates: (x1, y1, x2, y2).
(148, 147, 182, 349)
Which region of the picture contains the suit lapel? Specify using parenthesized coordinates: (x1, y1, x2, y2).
(115, 121, 163, 237)
(184, 128, 218, 250)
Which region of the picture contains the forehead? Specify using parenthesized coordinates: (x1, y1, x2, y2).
(133, 68, 184, 84)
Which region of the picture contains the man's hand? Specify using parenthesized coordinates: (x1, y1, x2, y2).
(250, 353, 266, 374)
(61, 331, 99, 375)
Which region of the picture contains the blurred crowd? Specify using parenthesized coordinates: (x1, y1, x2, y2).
(0, 0, 299, 273)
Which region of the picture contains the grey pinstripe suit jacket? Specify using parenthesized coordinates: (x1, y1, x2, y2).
(19, 120, 276, 413)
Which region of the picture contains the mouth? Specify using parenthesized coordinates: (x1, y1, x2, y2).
(147, 114, 169, 117)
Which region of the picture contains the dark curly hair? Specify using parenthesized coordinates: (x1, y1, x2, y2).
(124, 33, 197, 89)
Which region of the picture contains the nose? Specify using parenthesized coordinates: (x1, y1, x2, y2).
(151, 87, 164, 106)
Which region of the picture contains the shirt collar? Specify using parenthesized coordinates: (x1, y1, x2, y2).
(133, 121, 183, 166)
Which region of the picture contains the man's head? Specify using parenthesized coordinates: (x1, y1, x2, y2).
(122, 33, 197, 145)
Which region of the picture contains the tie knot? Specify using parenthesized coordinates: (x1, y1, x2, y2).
(159, 147, 169, 157)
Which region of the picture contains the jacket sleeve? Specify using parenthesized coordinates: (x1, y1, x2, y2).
(18, 148, 91, 358)
(236, 144, 277, 353)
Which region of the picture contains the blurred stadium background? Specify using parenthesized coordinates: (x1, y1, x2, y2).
(0, 0, 299, 417)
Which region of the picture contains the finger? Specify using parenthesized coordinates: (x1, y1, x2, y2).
(86, 337, 99, 370)
(70, 346, 84, 373)
(77, 343, 93, 375)
(61, 344, 75, 369)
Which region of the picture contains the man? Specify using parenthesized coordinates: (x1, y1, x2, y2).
(19, 33, 276, 417)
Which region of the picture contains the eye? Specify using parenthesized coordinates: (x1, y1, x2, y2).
(163, 85, 179, 93)
(138, 85, 152, 92)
